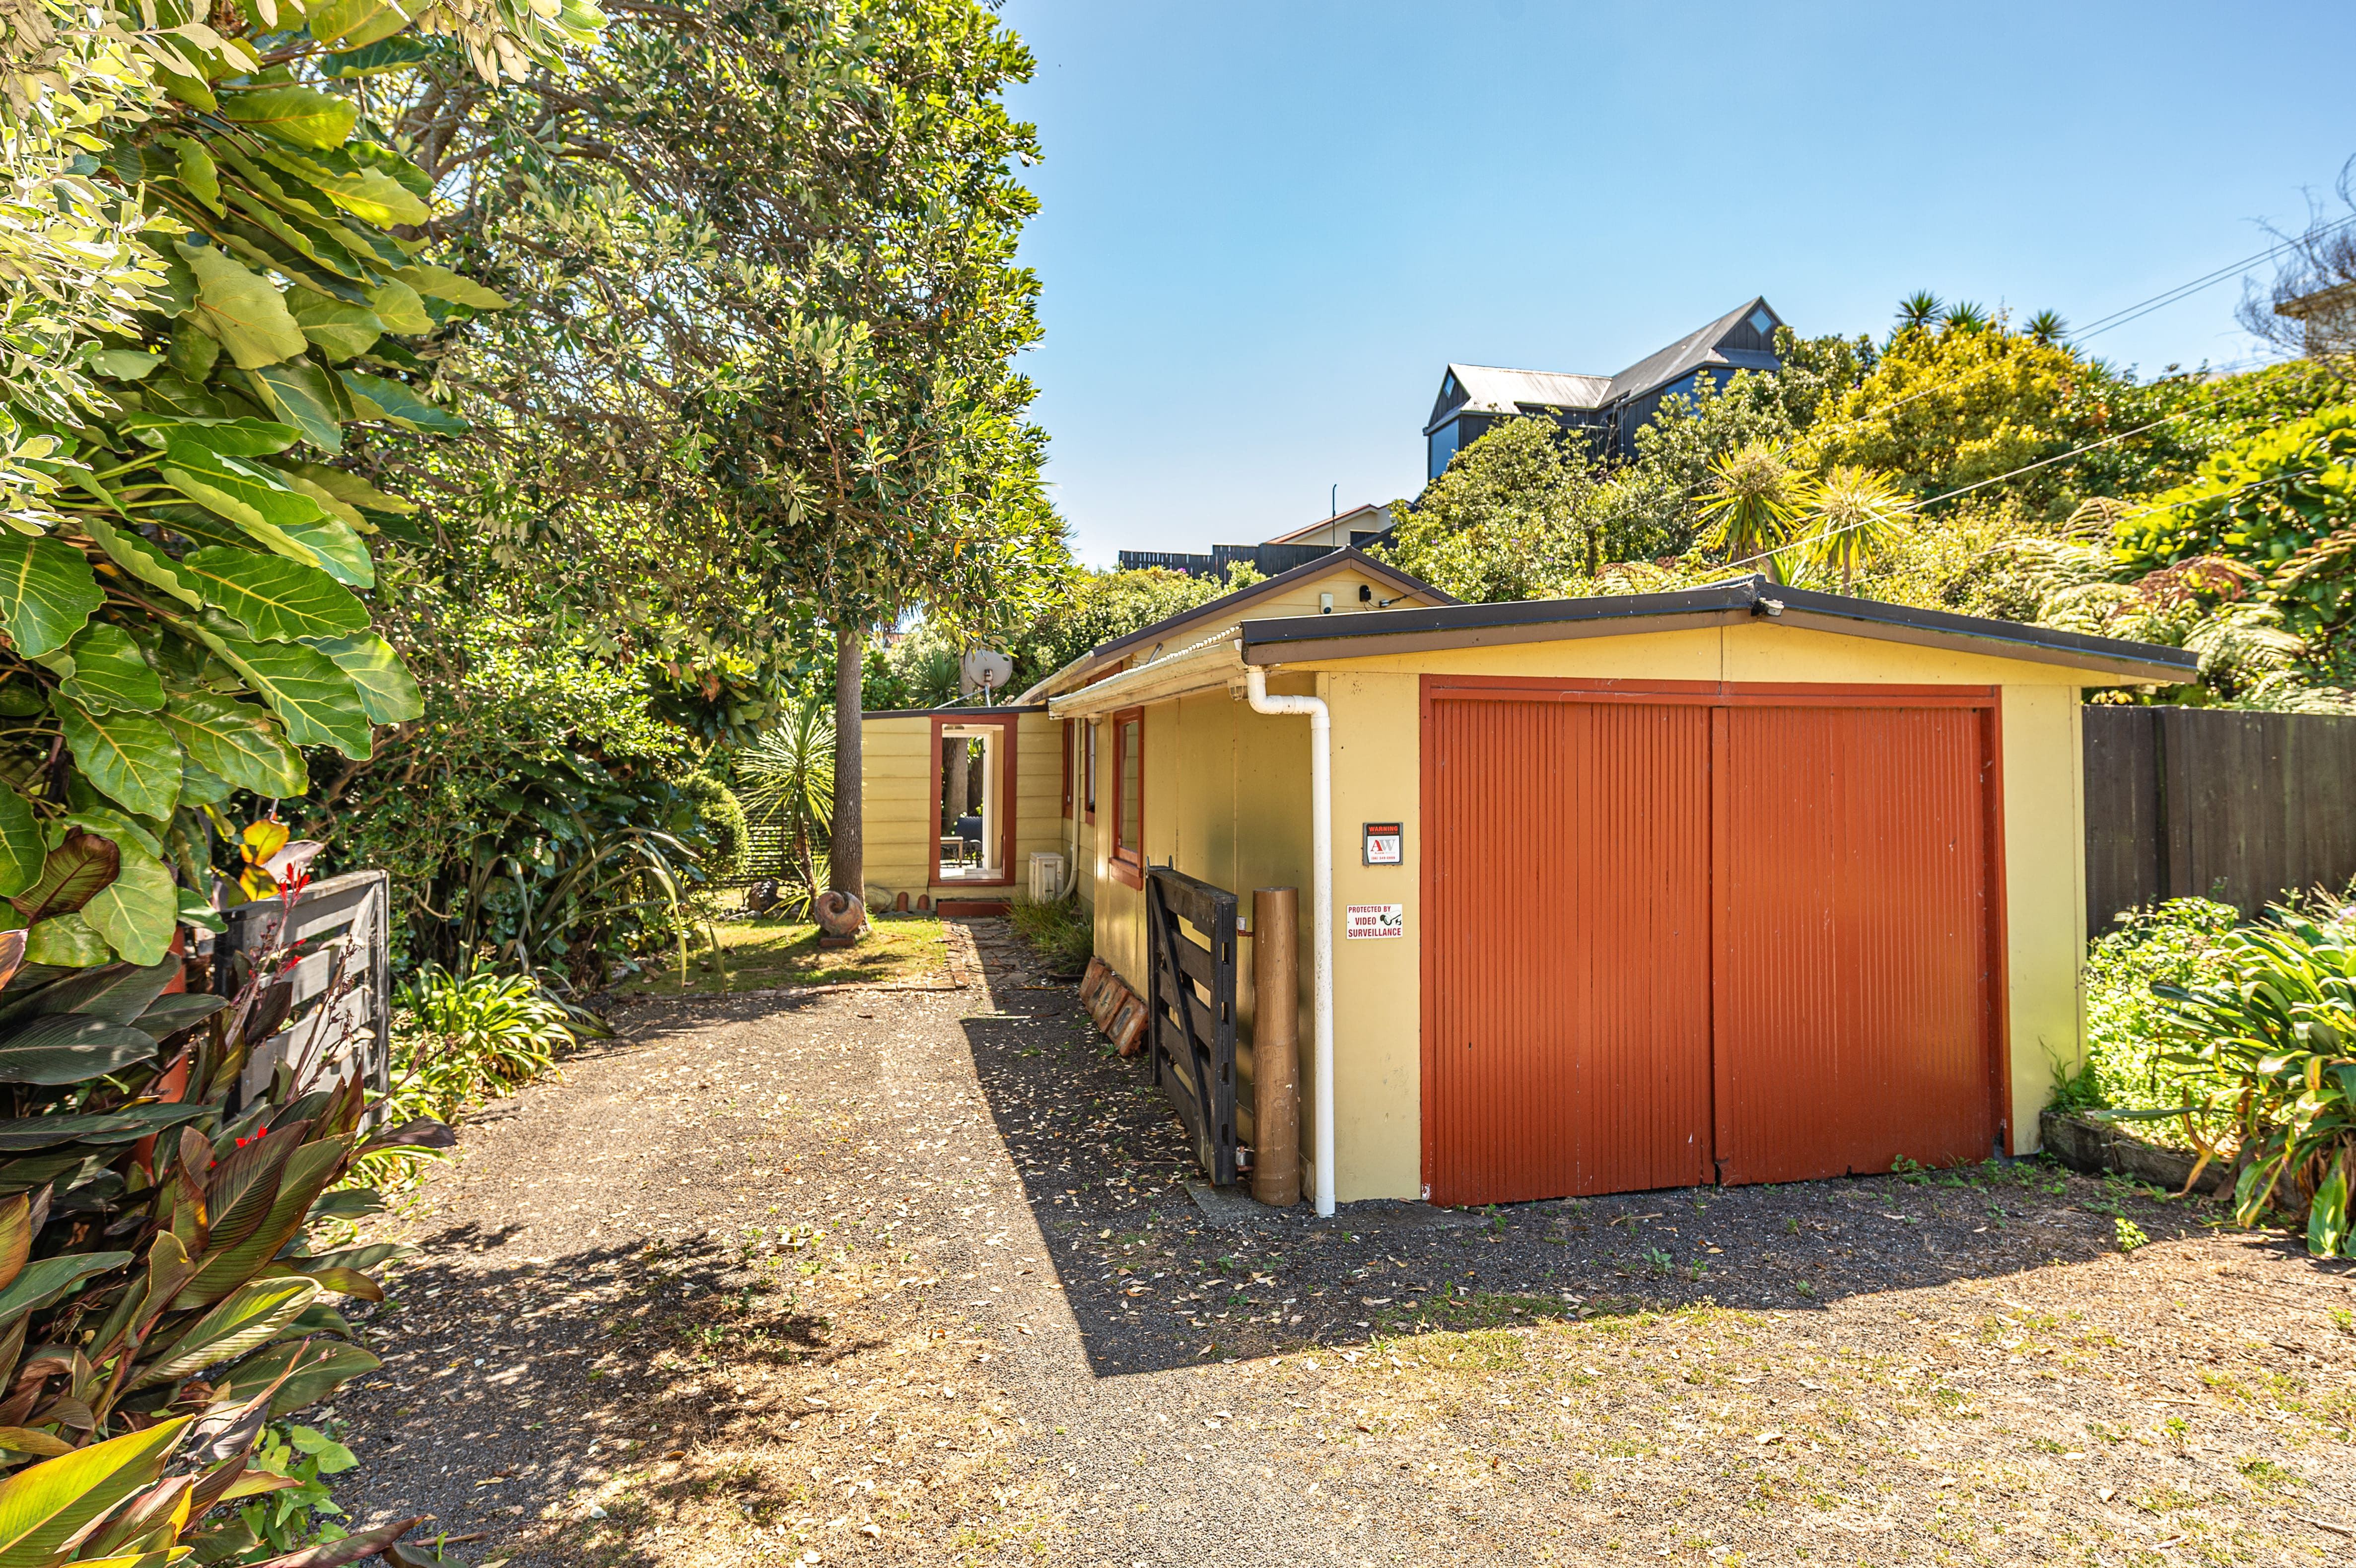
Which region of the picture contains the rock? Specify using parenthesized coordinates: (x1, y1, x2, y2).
(2038, 1108, 2235, 1196)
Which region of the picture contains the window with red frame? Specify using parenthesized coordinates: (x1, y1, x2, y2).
(1084, 721, 1099, 821)
(1111, 708, 1143, 886)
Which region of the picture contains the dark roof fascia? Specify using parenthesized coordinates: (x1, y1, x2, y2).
(1601, 297, 1780, 404)
(1609, 348, 1784, 408)
(863, 704, 1050, 720)
(1049, 549, 1459, 688)
(1237, 575, 2199, 683)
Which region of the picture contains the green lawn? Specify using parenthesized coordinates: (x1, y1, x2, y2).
(612, 913, 949, 998)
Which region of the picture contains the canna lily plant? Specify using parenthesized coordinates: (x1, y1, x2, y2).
(0, 914, 450, 1566)
(2147, 911, 2356, 1257)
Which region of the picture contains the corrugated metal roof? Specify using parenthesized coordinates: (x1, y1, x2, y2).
(1444, 364, 1614, 415)
(1601, 297, 1781, 403)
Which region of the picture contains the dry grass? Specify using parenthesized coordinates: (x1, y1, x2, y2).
(1248, 1247, 2356, 1564)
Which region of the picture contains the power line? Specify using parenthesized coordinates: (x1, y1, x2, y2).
(1713, 365, 2338, 577)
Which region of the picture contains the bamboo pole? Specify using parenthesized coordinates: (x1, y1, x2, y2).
(1252, 886, 1301, 1207)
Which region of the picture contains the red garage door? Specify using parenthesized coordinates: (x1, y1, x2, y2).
(1420, 681, 2002, 1207)
(1421, 694, 1713, 1205)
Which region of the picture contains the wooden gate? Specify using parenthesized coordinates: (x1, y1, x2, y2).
(1144, 866, 1241, 1185)
(1421, 680, 2003, 1206)
(213, 870, 394, 1109)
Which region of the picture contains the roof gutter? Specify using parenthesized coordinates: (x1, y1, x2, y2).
(1238, 575, 2200, 686)
(1044, 626, 1248, 719)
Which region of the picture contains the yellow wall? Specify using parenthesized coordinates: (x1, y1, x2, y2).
(859, 715, 935, 899)
(1084, 682, 1316, 1176)
(856, 709, 1067, 911)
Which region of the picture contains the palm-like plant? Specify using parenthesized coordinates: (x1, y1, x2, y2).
(1895, 290, 1945, 335)
(1694, 442, 1801, 583)
(737, 694, 838, 907)
(1795, 465, 1913, 594)
(2023, 309, 2070, 345)
(1943, 300, 1992, 333)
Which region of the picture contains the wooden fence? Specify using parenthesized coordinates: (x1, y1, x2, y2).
(2083, 705, 2356, 927)
(213, 870, 394, 1108)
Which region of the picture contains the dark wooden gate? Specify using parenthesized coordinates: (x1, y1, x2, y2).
(1143, 867, 1241, 1186)
(213, 870, 393, 1107)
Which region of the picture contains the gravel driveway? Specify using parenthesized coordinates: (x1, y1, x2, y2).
(335, 918, 2356, 1567)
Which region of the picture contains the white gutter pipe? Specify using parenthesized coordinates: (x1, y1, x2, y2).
(1245, 666, 1334, 1218)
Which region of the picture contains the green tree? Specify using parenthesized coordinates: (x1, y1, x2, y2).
(2114, 404, 2356, 655)
(378, 0, 1066, 911)
(1795, 465, 1913, 593)
(0, 0, 592, 971)
(1693, 442, 1801, 581)
(1384, 417, 1603, 601)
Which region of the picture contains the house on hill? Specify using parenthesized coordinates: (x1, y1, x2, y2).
(1425, 297, 1786, 481)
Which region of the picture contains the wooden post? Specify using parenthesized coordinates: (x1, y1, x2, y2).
(1251, 886, 1301, 1207)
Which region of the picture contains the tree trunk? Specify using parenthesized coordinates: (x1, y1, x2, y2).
(944, 737, 969, 824)
(829, 622, 863, 899)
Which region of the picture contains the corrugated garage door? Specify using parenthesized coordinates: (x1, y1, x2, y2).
(1421, 683, 1999, 1205)
(1712, 703, 1998, 1184)
(1421, 695, 1713, 1206)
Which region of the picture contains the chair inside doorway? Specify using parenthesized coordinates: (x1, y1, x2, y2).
(937, 720, 1007, 883)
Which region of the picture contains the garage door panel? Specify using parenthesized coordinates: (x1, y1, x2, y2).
(1423, 698, 1711, 1206)
(1714, 706, 1994, 1184)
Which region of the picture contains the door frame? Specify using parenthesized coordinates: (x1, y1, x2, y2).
(927, 711, 1022, 889)
(1418, 675, 2012, 1197)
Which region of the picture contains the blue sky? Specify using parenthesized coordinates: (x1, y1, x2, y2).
(1000, 0, 2356, 568)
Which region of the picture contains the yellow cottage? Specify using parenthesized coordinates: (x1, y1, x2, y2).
(859, 555, 2194, 1215)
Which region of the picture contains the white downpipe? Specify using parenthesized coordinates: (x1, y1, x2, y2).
(1245, 666, 1334, 1218)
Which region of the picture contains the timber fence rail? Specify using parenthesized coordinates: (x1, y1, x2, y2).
(2084, 705, 2356, 927)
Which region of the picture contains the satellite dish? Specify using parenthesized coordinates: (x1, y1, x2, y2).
(961, 649, 1015, 696)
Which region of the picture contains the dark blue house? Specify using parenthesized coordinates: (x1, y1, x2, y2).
(1424, 297, 1786, 481)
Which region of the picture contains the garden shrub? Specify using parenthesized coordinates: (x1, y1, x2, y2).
(680, 772, 752, 882)
(302, 612, 737, 984)
(2152, 909, 2356, 1256)
(1010, 893, 1093, 975)
(2079, 896, 2243, 1139)
(0, 916, 449, 1565)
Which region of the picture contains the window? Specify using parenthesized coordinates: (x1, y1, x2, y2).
(1110, 708, 1143, 887)
(1427, 418, 1461, 481)
(1084, 721, 1098, 821)
(1060, 719, 1073, 818)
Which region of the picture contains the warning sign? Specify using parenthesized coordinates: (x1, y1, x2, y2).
(1344, 903, 1405, 940)
(1362, 821, 1403, 864)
